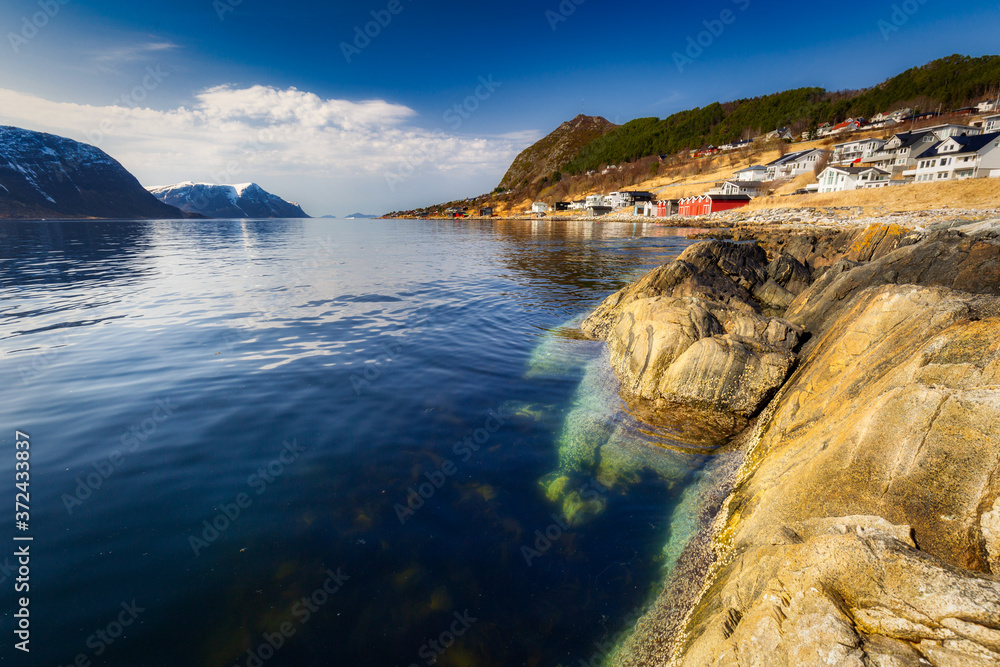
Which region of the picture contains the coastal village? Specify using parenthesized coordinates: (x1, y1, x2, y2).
(429, 99, 1000, 221)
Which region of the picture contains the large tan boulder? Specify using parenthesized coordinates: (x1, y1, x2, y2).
(679, 516, 1000, 667)
(666, 283, 1000, 666)
(583, 241, 805, 439)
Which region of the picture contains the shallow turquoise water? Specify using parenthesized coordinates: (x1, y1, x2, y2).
(0, 218, 708, 666)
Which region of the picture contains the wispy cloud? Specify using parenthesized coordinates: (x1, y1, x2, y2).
(87, 40, 181, 74)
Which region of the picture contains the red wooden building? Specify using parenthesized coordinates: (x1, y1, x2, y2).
(678, 194, 751, 216)
(656, 199, 679, 217)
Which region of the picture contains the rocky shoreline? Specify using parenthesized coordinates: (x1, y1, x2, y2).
(583, 212, 1000, 665)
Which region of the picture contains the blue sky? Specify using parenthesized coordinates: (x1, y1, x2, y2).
(1, 0, 999, 215)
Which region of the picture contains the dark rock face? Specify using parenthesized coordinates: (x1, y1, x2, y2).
(787, 228, 1000, 338)
(147, 182, 309, 218)
(0, 126, 185, 219)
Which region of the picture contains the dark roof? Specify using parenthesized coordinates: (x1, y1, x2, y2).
(823, 166, 889, 175)
(765, 149, 823, 167)
(890, 131, 936, 149)
(914, 132, 1000, 159)
(706, 194, 752, 201)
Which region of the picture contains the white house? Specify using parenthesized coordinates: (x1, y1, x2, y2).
(585, 194, 607, 208)
(732, 165, 768, 182)
(831, 137, 887, 164)
(531, 202, 549, 214)
(817, 166, 891, 193)
(873, 108, 913, 123)
(764, 149, 829, 180)
(978, 100, 999, 114)
(911, 132, 1000, 183)
(917, 124, 982, 141)
(823, 118, 865, 136)
(719, 139, 753, 152)
(984, 114, 1000, 133)
(605, 192, 626, 209)
(720, 180, 768, 196)
(764, 127, 794, 141)
(605, 191, 654, 209)
(861, 131, 940, 176)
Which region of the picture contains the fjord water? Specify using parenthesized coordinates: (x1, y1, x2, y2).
(1, 218, 708, 666)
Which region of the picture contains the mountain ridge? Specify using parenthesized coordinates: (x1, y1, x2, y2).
(147, 181, 310, 218)
(0, 126, 188, 219)
(498, 114, 618, 190)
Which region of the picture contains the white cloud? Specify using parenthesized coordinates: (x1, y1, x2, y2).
(0, 85, 535, 214)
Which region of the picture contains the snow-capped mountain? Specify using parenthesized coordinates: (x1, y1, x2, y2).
(147, 182, 310, 218)
(0, 126, 186, 219)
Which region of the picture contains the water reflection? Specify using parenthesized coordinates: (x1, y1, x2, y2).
(0, 218, 708, 666)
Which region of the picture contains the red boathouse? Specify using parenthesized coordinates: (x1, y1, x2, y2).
(678, 194, 751, 216)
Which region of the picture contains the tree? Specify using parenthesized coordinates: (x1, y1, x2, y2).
(813, 153, 829, 176)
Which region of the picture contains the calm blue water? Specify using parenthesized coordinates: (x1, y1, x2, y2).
(0, 218, 708, 667)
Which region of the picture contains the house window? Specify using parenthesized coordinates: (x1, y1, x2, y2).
(938, 172, 948, 179)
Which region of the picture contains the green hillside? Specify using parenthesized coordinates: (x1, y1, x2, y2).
(561, 55, 1000, 175)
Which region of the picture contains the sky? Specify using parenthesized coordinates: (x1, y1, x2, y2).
(1, 0, 999, 216)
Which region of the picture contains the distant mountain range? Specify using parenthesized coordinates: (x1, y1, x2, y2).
(344, 212, 379, 218)
(0, 126, 187, 219)
(147, 182, 309, 218)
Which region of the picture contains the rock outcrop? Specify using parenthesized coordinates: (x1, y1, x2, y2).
(582, 240, 807, 440)
(592, 222, 1000, 666)
(671, 282, 1000, 666)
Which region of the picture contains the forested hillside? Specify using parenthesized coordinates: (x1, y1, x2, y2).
(561, 55, 1000, 174)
